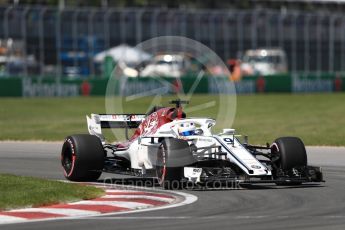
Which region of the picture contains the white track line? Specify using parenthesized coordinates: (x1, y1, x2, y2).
(72, 200, 153, 209)
(0, 215, 26, 224)
(103, 189, 173, 194)
(104, 189, 141, 193)
(9, 208, 100, 216)
(102, 195, 174, 202)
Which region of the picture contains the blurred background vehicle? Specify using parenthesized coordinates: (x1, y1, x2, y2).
(140, 54, 191, 78)
(240, 48, 288, 76)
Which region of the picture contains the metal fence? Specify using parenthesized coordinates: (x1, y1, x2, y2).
(0, 5, 344, 77)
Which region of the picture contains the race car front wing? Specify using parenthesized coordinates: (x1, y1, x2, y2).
(182, 165, 324, 186)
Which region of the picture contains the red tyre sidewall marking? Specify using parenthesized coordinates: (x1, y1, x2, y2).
(62, 138, 76, 177)
(157, 144, 167, 185)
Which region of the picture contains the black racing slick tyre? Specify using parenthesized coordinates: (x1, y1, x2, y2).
(271, 137, 307, 170)
(271, 137, 307, 186)
(156, 138, 194, 190)
(61, 134, 104, 181)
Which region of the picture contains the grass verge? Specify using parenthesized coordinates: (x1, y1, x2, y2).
(0, 174, 104, 211)
(0, 93, 344, 145)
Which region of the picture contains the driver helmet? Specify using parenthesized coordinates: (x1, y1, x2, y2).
(178, 122, 196, 136)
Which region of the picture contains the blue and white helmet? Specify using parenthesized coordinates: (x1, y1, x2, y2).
(178, 122, 196, 136)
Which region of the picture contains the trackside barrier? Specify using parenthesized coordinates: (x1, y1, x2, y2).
(0, 78, 22, 97)
(0, 74, 344, 97)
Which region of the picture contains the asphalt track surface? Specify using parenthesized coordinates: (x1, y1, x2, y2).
(0, 142, 345, 230)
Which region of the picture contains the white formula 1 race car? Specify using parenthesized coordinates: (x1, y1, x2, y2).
(61, 100, 323, 189)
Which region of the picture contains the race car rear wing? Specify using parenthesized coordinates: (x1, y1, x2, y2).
(86, 113, 146, 143)
(96, 114, 146, 128)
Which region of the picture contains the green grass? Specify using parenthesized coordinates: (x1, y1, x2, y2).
(232, 93, 345, 146)
(0, 174, 104, 211)
(0, 93, 344, 146)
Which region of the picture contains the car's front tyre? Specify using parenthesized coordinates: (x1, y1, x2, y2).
(155, 138, 195, 189)
(271, 136, 307, 185)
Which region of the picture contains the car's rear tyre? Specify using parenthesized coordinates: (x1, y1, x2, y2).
(61, 134, 104, 181)
(271, 136, 307, 185)
(156, 138, 194, 190)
